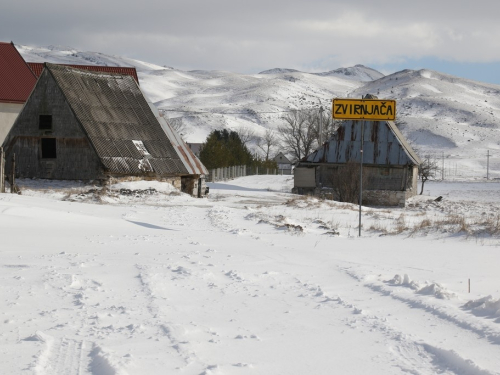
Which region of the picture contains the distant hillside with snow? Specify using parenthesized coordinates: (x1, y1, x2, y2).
(314, 64, 384, 81)
(16, 44, 500, 177)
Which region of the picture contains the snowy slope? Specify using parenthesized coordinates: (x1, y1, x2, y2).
(15, 44, 500, 175)
(314, 64, 385, 81)
(17, 44, 166, 73)
(14, 44, 367, 143)
(350, 69, 500, 155)
(1, 175, 500, 374)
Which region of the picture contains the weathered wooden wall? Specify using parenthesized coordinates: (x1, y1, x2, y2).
(316, 165, 416, 191)
(2, 70, 105, 180)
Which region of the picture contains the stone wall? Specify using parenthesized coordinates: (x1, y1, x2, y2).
(298, 164, 419, 207)
(363, 189, 407, 207)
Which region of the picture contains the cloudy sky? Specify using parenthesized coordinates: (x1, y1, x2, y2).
(2, 0, 500, 84)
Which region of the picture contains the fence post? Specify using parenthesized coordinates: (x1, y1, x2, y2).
(11, 153, 15, 194)
(0, 147, 4, 193)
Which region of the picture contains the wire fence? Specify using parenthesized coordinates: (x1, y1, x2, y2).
(206, 154, 500, 182)
(206, 165, 292, 182)
(422, 153, 500, 180)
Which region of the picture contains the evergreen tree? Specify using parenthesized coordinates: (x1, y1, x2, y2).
(200, 129, 253, 169)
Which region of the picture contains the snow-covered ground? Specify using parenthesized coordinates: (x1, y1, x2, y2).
(2, 175, 500, 374)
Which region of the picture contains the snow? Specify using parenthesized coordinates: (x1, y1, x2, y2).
(1, 175, 500, 374)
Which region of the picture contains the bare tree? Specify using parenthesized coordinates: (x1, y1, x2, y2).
(278, 106, 342, 161)
(419, 155, 440, 195)
(278, 110, 317, 161)
(327, 162, 371, 204)
(256, 129, 279, 161)
(312, 107, 338, 145)
(238, 126, 257, 146)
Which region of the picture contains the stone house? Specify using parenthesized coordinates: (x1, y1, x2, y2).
(2, 63, 208, 196)
(293, 120, 421, 206)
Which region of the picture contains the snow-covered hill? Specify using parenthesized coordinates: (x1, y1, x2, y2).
(16, 44, 500, 177)
(314, 64, 385, 81)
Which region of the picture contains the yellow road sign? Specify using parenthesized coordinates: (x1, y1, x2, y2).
(332, 99, 396, 120)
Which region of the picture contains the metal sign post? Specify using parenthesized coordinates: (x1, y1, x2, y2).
(359, 121, 364, 237)
(332, 97, 396, 237)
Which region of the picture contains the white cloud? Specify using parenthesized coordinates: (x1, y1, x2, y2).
(2, 0, 500, 73)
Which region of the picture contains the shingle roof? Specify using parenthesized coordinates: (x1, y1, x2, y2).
(45, 63, 199, 176)
(0, 42, 37, 104)
(27, 62, 139, 84)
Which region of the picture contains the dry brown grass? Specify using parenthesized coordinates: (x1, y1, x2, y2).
(368, 221, 389, 234)
(394, 214, 409, 234)
(405, 213, 500, 238)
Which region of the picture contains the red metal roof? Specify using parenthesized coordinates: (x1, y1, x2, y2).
(0, 42, 38, 104)
(27, 62, 139, 84)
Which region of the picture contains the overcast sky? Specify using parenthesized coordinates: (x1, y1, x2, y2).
(3, 0, 500, 84)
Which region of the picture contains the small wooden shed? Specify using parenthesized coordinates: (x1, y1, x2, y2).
(293, 120, 421, 206)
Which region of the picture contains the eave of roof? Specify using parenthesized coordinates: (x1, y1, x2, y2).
(27, 62, 139, 84)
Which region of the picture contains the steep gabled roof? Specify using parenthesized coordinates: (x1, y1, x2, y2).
(0, 42, 37, 104)
(27, 62, 139, 84)
(303, 120, 421, 166)
(45, 63, 206, 176)
(274, 152, 292, 164)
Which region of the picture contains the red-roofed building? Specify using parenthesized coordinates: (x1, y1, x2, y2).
(0, 42, 140, 143)
(0, 42, 38, 142)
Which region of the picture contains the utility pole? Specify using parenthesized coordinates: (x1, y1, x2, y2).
(441, 152, 445, 180)
(487, 150, 490, 180)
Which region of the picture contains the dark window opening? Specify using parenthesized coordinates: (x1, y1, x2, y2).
(39, 115, 52, 130)
(379, 168, 391, 176)
(41, 138, 57, 159)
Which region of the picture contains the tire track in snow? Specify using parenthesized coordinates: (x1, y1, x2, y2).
(288, 279, 448, 374)
(334, 267, 500, 375)
(30, 332, 92, 375)
(135, 264, 209, 372)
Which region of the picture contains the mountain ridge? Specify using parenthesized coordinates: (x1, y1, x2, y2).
(15, 44, 500, 176)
